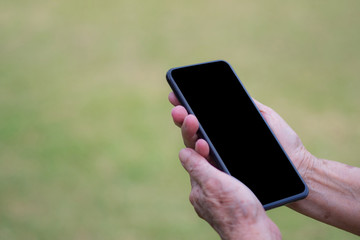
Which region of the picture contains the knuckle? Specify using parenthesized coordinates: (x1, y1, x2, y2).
(189, 191, 197, 205)
(189, 188, 207, 220)
(189, 187, 201, 206)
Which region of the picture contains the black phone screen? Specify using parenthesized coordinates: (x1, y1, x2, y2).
(168, 60, 307, 208)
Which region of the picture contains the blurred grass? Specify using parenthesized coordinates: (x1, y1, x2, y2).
(0, 0, 359, 239)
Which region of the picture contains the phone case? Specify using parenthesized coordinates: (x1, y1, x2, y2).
(166, 60, 308, 210)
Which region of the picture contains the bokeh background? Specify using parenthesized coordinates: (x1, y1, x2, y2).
(1, 0, 359, 239)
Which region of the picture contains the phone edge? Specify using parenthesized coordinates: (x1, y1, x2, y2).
(166, 60, 309, 210)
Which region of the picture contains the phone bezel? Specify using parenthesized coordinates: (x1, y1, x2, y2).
(166, 60, 308, 210)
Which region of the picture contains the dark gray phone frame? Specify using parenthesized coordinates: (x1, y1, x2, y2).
(166, 60, 308, 210)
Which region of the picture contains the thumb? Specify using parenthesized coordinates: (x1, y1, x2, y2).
(179, 148, 219, 183)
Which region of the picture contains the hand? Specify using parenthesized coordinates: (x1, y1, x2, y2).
(179, 148, 281, 240)
(169, 92, 283, 239)
(169, 92, 360, 236)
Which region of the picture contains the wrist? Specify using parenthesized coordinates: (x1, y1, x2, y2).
(294, 146, 317, 184)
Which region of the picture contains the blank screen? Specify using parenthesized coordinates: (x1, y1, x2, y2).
(170, 61, 306, 206)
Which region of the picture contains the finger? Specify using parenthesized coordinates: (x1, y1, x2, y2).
(181, 115, 199, 148)
(168, 92, 181, 106)
(179, 148, 219, 184)
(252, 98, 262, 108)
(195, 139, 220, 168)
(252, 99, 298, 151)
(195, 139, 210, 158)
(171, 105, 188, 127)
(252, 98, 273, 118)
(252, 98, 275, 124)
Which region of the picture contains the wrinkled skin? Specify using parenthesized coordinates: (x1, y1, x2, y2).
(169, 92, 315, 240)
(179, 148, 281, 240)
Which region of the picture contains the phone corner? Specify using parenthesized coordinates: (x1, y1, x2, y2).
(210, 59, 230, 67)
(301, 183, 310, 199)
(166, 68, 174, 81)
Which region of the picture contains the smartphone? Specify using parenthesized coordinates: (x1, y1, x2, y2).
(166, 60, 308, 210)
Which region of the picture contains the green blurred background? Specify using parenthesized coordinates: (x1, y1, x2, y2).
(1, 0, 359, 239)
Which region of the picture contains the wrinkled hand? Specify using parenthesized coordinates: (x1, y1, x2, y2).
(179, 148, 281, 239)
(169, 92, 287, 239)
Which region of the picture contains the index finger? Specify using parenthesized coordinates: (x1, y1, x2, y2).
(168, 92, 181, 106)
